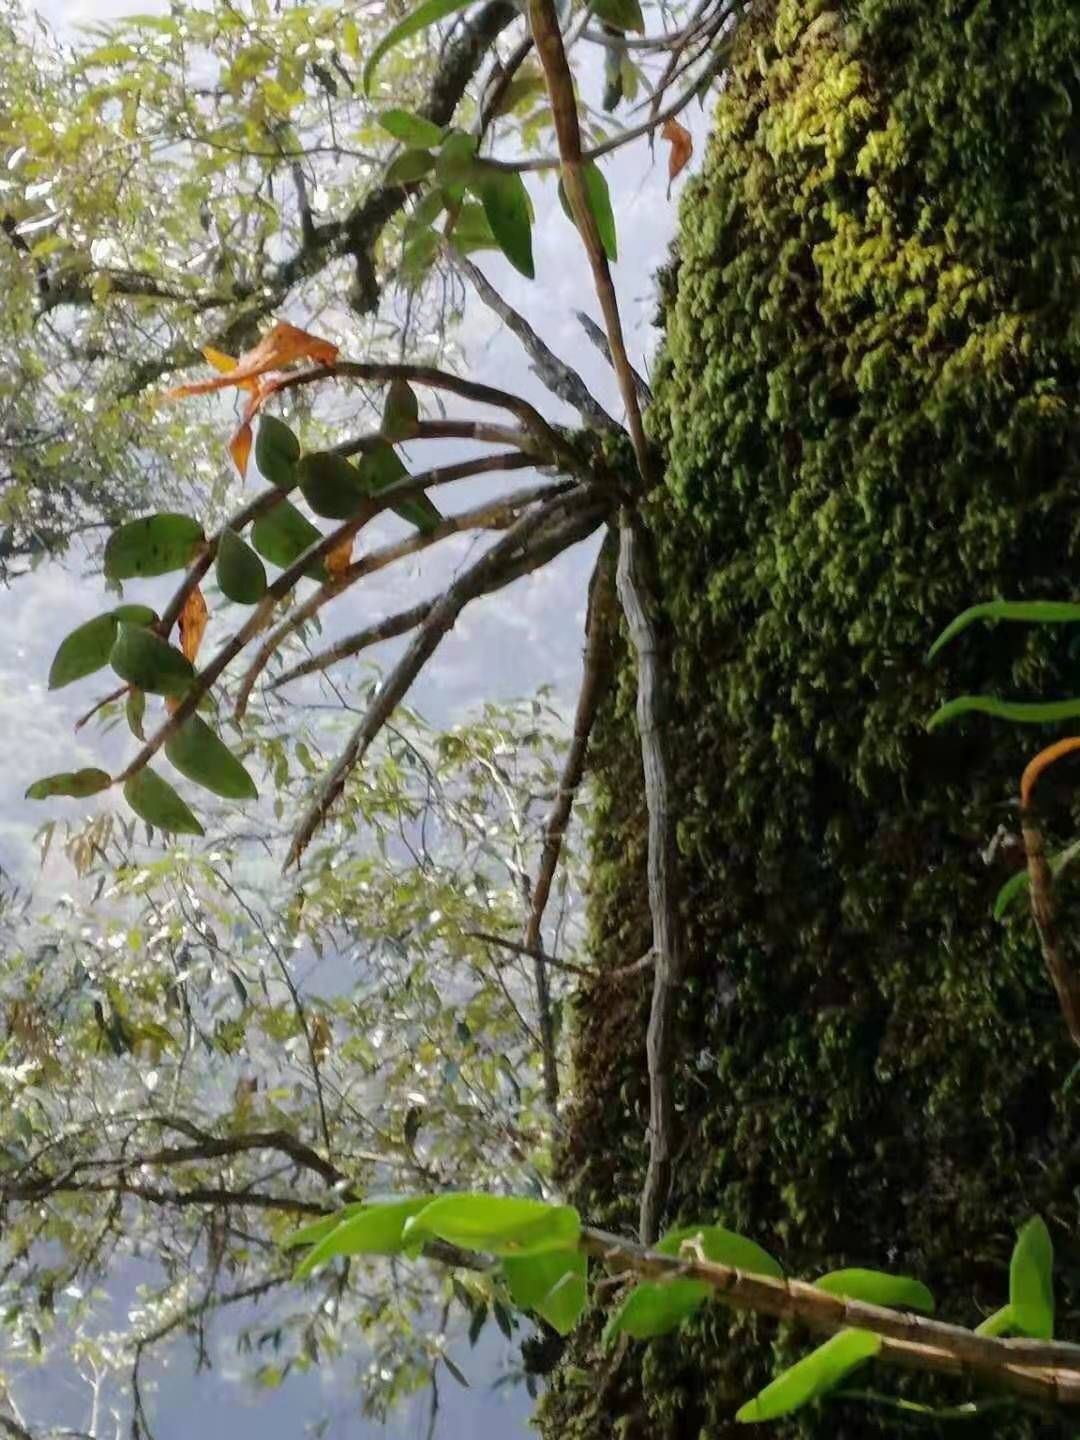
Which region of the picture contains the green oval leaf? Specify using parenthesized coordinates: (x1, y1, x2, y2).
(603, 1278, 708, 1343)
(123, 767, 204, 836)
(436, 130, 480, 200)
(448, 199, 497, 255)
(126, 687, 146, 740)
(929, 601, 1080, 659)
(357, 439, 441, 533)
(216, 527, 268, 605)
(364, 0, 472, 94)
(503, 1250, 587, 1336)
(557, 161, 617, 262)
(656, 1223, 783, 1279)
(297, 452, 369, 520)
(282, 1203, 369, 1252)
(813, 1269, 934, 1313)
(382, 378, 420, 441)
(49, 607, 157, 690)
(735, 1329, 882, 1423)
(1010, 1215, 1054, 1339)
(104, 513, 204, 581)
(250, 499, 325, 576)
(165, 714, 258, 801)
(110, 624, 194, 696)
(25, 768, 111, 801)
(402, 1194, 580, 1257)
(474, 167, 534, 279)
(385, 149, 435, 187)
(380, 109, 445, 147)
(292, 1197, 435, 1276)
(927, 696, 1080, 730)
(255, 415, 301, 491)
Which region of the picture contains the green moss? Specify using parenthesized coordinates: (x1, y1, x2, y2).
(541, 0, 1080, 1434)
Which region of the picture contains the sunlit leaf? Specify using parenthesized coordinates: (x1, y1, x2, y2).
(735, 1330, 882, 1422)
(402, 1194, 580, 1256)
(813, 1269, 934, 1313)
(503, 1250, 587, 1336)
(292, 1197, 435, 1276)
(166, 321, 338, 401)
(380, 110, 445, 147)
(1010, 1216, 1054, 1339)
(364, 0, 473, 94)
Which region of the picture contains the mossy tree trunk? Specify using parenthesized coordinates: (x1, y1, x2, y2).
(542, 0, 1080, 1433)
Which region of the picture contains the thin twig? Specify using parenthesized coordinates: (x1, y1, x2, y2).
(234, 462, 554, 718)
(284, 493, 609, 868)
(453, 253, 618, 432)
(576, 311, 652, 406)
(524, 532, 618, 1109)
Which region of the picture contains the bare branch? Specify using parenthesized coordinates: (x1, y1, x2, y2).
(284, 492, 611, 868)
(235, 467, 563, 717)
(524, 532, 618, 1109)
(576, 311, 652, 406)
(115, 454, 539, 787)
(615, 511, 686, 1245)
(453, 254, 619, 432)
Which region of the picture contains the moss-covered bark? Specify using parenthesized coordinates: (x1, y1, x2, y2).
(541, 0, 1080, 1434)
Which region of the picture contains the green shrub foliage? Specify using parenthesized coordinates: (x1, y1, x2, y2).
(542, 0, 1080, 1433)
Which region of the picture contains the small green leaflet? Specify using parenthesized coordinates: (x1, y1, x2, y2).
(126, 687, 146, 740)
(929, 600, 1080, 659)
(974, 1304, 1016, 1337)
(475, 167, 534, 279)
(928, 696, 1080, 730)
(25, 768, 111, 801)
(48, 605, 156, 689)
(503, 1250, 587, 1336)
(604, 1223, 782, 1344)
(123, 768, 204, 837)
(380, 109, 445, 147)
(557, 161, 617, 262)
(364, 0, 472, 94)
(165, 715, 258, 801)
(255, 415, 301, 491)
(402, 1194, 580, 1257)
(994, 837, 1080, 919)
(1010, 1215, 1054, 1339)
(735, 1329, 882, 1423)
(385, 149, 436, 187)
(281, 1203, 368, 1251)
(290, 1197, 434, 1276)
(813, 1269, 934, 1313)
(110, 624, 194, 697)
(357, 439, 441, 533)
(216, 528, 267, 605)
(104, 513, 204, 581)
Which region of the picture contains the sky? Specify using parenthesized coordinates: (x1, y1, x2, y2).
(1, 0, 712, 1433)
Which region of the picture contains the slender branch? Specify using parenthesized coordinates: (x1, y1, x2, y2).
(579, 1227, 1080, 1411)
(115, 456, 536, 786)
(268, 485, 594, 692)
(235, 467, 560, 717)
(576, 311, 652, 406)
(615, 510, 686, 1244)
(527, 0, 653, 488)
(466, 929, 595, 980)
(524, 532, 618, 1109)
(453, 253, 619, 432)
(284, 492, 610, 868)
(334, 419, 536, 456)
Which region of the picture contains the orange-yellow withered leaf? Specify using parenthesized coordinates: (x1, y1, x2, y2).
(661, 118, 692, 192)
(166, 322, 340, 477)
(179, 585, 209, 666)
(325, 534, 354, 579)
(1021, 736, 1080, 809)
